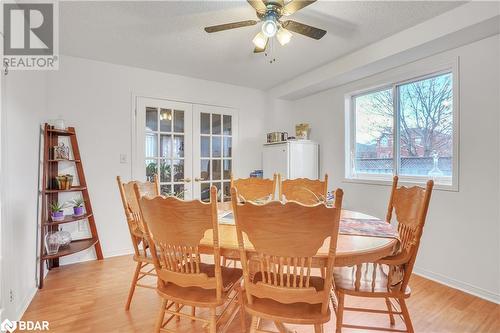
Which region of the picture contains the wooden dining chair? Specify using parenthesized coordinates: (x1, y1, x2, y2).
(116, 175, 159, 310)
(333, 176, 434, 333)
(231, 174, 278, 202)
(138, 185, 243, 333)
(226, 174, 279, 267)
(232, 187, 344, 333)
(280, 174, 328, 205)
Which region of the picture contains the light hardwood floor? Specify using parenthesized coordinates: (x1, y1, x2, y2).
(23, 255, 499, 332)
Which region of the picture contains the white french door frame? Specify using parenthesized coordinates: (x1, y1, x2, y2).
(132, 95, 238, 201)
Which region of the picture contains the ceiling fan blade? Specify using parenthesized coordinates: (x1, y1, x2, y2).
(281, 20, 326, 40)
(283, 0, 317, 16)
(204, 20, 258, 33)
(247, 0, 267, 13)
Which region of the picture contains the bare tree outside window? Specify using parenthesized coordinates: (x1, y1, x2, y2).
(353, 72, 453, 177)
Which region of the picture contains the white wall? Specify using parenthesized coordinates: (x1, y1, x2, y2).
(274, 35, 500, 303)
(1, 70, 48, 321)
(44, 55, 270, 264)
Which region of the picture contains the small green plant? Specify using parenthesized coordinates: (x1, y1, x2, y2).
(49, 201, 67, 212)
(70, 198, 84, 207)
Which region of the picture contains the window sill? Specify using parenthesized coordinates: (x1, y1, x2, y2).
(342, 176, 458, 192)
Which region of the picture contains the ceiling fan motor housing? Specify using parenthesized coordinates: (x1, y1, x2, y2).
(257, 3, 283, 20)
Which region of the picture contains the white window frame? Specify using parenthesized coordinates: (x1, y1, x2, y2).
(344, 62, 460, 191)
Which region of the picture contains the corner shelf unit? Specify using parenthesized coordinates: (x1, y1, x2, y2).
(39, 124, 103, 288)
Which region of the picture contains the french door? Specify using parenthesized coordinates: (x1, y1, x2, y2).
(193, 104, 237, 202)
(135, 97, 237, 202)
(135, 98, 194, 199)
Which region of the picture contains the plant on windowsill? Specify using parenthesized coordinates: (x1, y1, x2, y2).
(50, 201, 67, 221)
(70, 198, 85, 216)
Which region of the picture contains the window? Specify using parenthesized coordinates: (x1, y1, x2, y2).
(347, 70, 456, 188)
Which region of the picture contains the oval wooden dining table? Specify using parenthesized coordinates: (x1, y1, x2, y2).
(199, 203, 400, 267)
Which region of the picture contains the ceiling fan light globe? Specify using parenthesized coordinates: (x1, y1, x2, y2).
(252, 32, 268, 49)
(276, 27, 292, 46)
(262, 19, 278, 37)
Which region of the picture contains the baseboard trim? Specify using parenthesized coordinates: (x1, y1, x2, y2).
(104, 248, 134, 258)
(413, 266, 500, 304)
(13, 286, 37, 321)
(60, 247, 134, 266)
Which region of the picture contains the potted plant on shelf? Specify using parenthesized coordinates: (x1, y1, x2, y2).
(50, 201, 66, 221)
(70, 198, 85, 216)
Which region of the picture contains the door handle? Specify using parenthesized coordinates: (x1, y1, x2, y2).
(194, 177, 205, 182)
(180, 178, 191, 183)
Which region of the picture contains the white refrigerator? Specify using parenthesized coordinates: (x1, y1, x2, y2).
(263, 140, 319, 179)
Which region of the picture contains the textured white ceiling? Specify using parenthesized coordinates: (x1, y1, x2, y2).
(60, 1, 465, 89)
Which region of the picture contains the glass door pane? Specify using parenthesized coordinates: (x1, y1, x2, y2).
(193, 105, 237, 202)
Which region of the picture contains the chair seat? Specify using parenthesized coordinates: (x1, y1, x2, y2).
(157, 264, 242, 307)
(133, 253, 154, 264)
(241, 289, 331, 325)
(333, 265, 411, 297)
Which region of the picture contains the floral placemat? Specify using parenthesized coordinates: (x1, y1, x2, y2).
(340, 218, 399, 239)
(219, 210, 399, 239)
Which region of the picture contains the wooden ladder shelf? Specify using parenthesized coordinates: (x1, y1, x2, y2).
(39, 123, 103, 288)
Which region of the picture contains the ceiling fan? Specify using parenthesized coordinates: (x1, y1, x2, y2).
(204, 0, 326, 53)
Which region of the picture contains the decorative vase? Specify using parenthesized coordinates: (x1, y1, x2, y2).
(55, 174, 74, 190)
(54, 230, 72, 247)
(73, 206, 84, 216)
(295, 123, 310, 140)
(45, 232, 60, 255)
(51, 210, 64, 221)
(53, 118, 66, 130)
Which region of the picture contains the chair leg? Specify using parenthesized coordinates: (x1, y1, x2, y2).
(236, 287, 246, 332)
(125, 262, 142, 310)
(399, 298, 414, 333)
(175, 303, 181, 322)
(249, 316, 259, 333)
(191, 306, 196, 322)
(154, 299, 168, 333)
(385, 297, 395, 325)
(335, 292, 345, 333)
(209, 307, 217, 333)
(314, 324, 324, 333)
